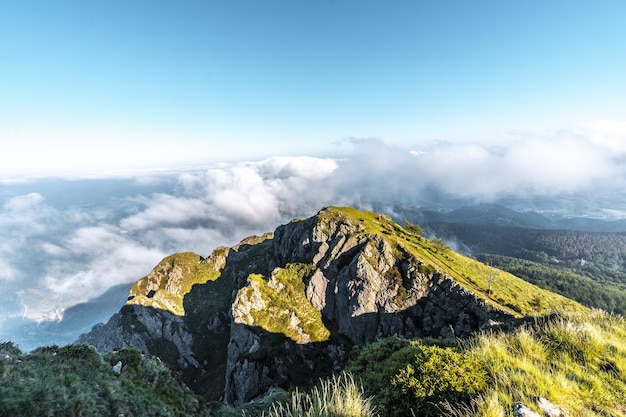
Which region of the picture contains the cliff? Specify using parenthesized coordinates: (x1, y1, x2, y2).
(79, 206, 583, 405)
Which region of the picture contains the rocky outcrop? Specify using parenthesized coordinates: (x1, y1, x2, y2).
(80, 207, 518, 405)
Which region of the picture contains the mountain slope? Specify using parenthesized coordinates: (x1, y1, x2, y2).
(79, 206, 584, 405)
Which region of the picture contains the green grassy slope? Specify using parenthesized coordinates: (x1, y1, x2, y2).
(477, 254, 626, 315)
(327, 207, 584, 317)
(279, 310, 626, 417)
(127, 250, 223, 315)
(0, 343, 212, 417)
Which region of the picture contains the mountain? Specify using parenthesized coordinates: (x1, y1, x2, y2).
(79, 206, 583, 406)
(419, 203, 554, 229)
(407, 202, 626, 232)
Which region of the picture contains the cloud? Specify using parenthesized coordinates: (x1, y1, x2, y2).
(0, 156, 341, 326)
(0, 258, 17, 281)
(2, 127, 626, 333)
(334, 131, 626, 201)
(576, 120, 626, 154)
(3, 192, 45, 211)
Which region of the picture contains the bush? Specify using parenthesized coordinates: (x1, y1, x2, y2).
(58, 344, 101, 364)
(349, 337, 487, 417)
(106, 346, 143, 372)
(392, 344, 487, 416)
(404, 220, 424, 236)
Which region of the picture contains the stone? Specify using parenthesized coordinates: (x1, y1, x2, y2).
(79, 207, 515, 406)
(112, 361, 122, 374)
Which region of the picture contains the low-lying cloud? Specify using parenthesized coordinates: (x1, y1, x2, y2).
(1, 127, 625, 343)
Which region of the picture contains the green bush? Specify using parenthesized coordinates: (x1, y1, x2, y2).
(392, 344, 487, 416)
(106, 346, 143, 372)
(349, 337, 487, 417)
(58, 343, 101, 364)
(0, 342, 212, 417)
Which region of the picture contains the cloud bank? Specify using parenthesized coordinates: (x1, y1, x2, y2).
(1, 126, 625, 338)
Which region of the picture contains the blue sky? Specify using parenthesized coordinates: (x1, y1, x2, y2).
(1, 0, 626, 177)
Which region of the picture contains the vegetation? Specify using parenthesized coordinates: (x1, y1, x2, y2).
(477, 254, 626, 315)
(8, 206, 621, 416)
(427, 222, 626, 285)
(0, 343, 211, 417)
(451, 310, 626, 416)
(283, 310, 626, 417)
(264, 373, 377, 417)
(6, 310, 626, 417)
(238, 263, 331, 343)
(403, 220, 424, 236)
(347, 337, 486, 417)
(323, 207, 583, 317)
(127, 251, 222, 315)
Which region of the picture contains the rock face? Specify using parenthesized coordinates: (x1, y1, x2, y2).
(79, 207, 514, 405)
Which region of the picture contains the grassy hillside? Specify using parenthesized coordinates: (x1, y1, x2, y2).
(127, 251, 223, 315)
(326, 207, 584, 317)
(0, 342, 211, 417)
(477, 254, 626, 315)
(272, 310, 626, 417)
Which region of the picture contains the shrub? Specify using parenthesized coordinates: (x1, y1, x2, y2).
(58, 344, 101, 364)
(392, 344, 487, 416)
(404, 220, 424, 236)
(349, 336, 487, 417)
(108, 346, 143, 372)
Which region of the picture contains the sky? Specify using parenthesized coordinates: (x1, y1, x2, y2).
(1, 0, 626, 178)
(2, 1, 626, 349)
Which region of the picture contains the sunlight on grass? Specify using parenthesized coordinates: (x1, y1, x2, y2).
(264, 373, 377, 417)
(235, 263, 331, 343)
(446, 310, 626, 416)
(328, 206, 584, 318)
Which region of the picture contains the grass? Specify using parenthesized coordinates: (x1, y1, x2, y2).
(322, 207, 585, 317)
(8, 310, 626, 417)
(264, 373, 377, 417)
(235, 263, 331, 343)
(0, 343, 212, 416)
(127, 250, 223, 315)
(335, 310, 626, 416)
(443, 309, 626, 416)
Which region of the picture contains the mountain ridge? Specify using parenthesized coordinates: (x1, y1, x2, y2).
(79, 206, 584, 405)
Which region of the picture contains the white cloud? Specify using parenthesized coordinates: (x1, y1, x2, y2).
(3, 193, 45, 211)
(576, 120, 626, 154)
(0, 258, 17, 281)
(3, 128, 626, 332)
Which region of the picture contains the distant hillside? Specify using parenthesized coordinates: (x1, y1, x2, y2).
(79, 206, 583, 406)
(424, 221, 626, 285)
(403, 201, 626, 232)
(476, 254, 626, 315)
(419, 203, 553, 229)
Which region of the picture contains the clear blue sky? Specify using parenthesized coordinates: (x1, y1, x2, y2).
(1, 0, 625, 177)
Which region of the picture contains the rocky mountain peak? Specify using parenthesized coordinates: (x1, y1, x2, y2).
(79, 206, 581, 405)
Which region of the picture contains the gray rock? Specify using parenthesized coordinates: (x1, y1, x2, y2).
(79, 207, 515, 406)
(112, 360, 122, 374)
